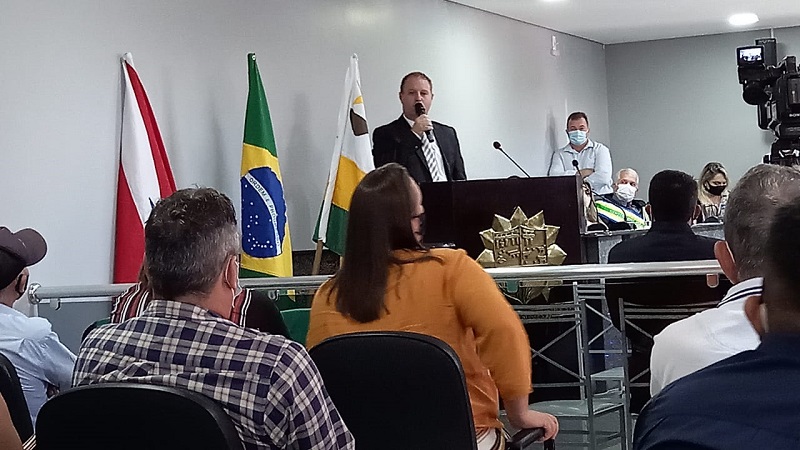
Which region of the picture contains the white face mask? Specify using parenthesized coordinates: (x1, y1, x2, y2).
(568, 130, 587, 146)
(614, 183, 637, 204)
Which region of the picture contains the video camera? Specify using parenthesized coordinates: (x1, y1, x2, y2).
(736, 38, 800, 165)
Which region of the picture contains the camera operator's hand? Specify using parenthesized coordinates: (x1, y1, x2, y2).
(412, 114, 433, 137)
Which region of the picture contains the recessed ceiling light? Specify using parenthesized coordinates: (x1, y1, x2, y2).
(728, 13, 759, 26)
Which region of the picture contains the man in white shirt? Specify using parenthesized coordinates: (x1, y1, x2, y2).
(649, 164, 800, 395)
(0, 227, 75, 425)
(548, 112, 613, 195)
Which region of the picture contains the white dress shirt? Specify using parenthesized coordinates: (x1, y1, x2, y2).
(649, 277, 763, 396)
(403, 115, 446, 181)
(548, 140, 613, 195)
(0, 303, 76, 425)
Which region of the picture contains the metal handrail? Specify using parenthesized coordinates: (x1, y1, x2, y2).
(27, 260, 722, 305)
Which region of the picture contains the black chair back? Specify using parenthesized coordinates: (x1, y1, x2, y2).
(309, 331, 478, 450)
(36, 383, 244, 450)
(607, 275, 727, 413)
(0, 352, 33, 441)
(605, 275, 729, 332)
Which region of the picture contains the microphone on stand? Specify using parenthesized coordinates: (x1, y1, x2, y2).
(414, 102, 435, 142)
(492, 141, 531, 177)
(573, 159, 586, 183)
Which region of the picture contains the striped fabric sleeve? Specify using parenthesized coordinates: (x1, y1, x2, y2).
(110, 282, 151, 323)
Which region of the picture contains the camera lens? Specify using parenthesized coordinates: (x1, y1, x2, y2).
(743, 82, 769, 105)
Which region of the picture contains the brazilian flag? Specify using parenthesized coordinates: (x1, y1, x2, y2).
(240, 53, 293, 278)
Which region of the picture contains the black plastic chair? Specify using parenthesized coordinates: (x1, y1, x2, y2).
(35, 383, 244, 450)
(309, 331, 553, 450)
(606, 276, 728, 414)
(0, 352, 33, 442)
(605, 275, 729, 332)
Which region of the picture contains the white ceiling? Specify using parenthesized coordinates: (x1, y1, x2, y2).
(449, 0, 800, 44)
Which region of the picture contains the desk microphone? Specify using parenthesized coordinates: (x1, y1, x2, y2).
(492, 141, 530, 177)
(573, 159, 587, 184)
(414, 102, 435, 142)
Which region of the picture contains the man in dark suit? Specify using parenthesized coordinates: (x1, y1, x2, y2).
(606, 170, 720, 413)
(372, 72, 466, 184)
(608, 170, 718, 263)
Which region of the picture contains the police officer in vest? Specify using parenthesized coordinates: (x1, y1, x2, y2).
(595, 168, 649, 229)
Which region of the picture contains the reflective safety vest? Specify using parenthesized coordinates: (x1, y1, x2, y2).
(595, 199, 649, 229)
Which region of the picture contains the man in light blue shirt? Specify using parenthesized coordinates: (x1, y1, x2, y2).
(548, 112, 613, 195)
(0, 227, 75, 425)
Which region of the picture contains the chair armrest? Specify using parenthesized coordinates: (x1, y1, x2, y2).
(508, 427, 555, 449)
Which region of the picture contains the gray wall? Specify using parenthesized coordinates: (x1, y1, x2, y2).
(607, 26, 800, 195)
(0, 0, 608, 350)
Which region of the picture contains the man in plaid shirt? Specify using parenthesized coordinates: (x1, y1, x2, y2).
(73, 188, 354, 450)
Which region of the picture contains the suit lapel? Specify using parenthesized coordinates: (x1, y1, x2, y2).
(393, 116, 433, 182)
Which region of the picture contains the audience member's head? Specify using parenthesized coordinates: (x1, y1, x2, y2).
(613, 168, 640, 205)
(0, 227, 47, 307)
(346, 162, 424, 255)
(719, 164, 800, 283)
(745, 194, 800, 336)
(698, 161, 729, 200)
(144, 187, 240, 316)
(332, 163, 427, 322)
(647, 170, 698, 223)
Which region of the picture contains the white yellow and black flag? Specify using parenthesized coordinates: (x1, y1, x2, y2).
(313, 54, 374, 255)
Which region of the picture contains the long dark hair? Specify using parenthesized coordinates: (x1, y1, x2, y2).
(329, 163, 429, 323)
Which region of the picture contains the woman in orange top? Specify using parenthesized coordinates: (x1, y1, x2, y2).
(0, 395, 23, 450)
(307, 163, 558, 448)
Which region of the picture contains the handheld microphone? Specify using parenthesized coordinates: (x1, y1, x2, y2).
(414, 102, 435, 142)
(492, 141, 531, 177)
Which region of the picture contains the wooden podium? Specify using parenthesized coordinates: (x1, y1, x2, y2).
(422, 174, 588, 402)
(421, 175, 586, 264)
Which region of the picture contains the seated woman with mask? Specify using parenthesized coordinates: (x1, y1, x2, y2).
(306, 163, 559, 449)
(697, 162, 729, 223)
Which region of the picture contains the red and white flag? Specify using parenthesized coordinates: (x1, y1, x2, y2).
(113, 52, 176, 283)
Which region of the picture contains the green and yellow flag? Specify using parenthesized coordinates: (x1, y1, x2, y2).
(240, 53, 292, 277)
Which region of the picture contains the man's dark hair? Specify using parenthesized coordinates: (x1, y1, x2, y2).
(648, 170, 698, 222)
(144, 187, 239, 300)
(765, 195, 800, 296)
(400, 72, 433, 93)
(725, 164, 800, 280)
(0, 250, 24, 289)
(566, 112, 589, 128)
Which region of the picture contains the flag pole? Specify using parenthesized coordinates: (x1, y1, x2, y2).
(311, 240, 324, 275)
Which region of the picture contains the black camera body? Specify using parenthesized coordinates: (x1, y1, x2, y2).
(737, 40, 800, 165)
